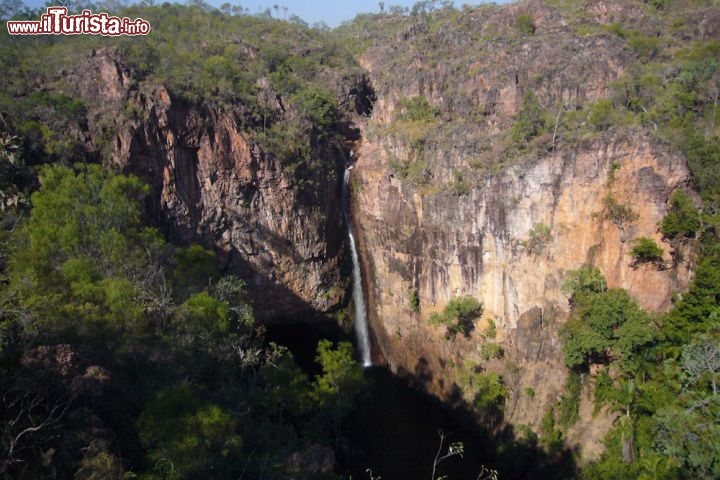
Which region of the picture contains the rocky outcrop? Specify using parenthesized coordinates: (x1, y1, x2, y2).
(354, 132, 690, 446)
(70, 50, 349, 320)
(351, 0, 696, 458)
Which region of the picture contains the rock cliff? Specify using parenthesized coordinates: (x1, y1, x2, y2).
(48, 0, 711, 458)
(354, 132, 691, 454)
(69, 49, 351, 320)
(349, 0, 699, 457)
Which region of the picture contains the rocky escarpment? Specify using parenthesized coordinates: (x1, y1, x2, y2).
(355, 133, 691, 453)
(350, 0, 702, 457)
(67, 49, 353, 320)
(41, 0, 710, 459)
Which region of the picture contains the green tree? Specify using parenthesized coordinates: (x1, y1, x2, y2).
(22, 164, 148, 272)
(136, 385, 244, 480)
(291, 86, 339, 130)
(311, 340, 365, 437)
(630, 237, 664, 265)
(665, 250, 720, 341)
(176, 292, 230, 343)
(430, 295, 483, 339)
(256, 348, 312, 422)
(510, 91, 547, 146)
(560, 288, 655, 370)
(652, 335, 720, 479)
(562, 266, 607, 299)
(661, 189, 700, 239)
(681, 335, 720, 396)
(172, 244, 219, 299)
(9, 164, 159, 343)
(473, 372, 507, 415)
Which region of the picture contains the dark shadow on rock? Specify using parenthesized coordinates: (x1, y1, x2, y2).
(412, 357, 433, 387)
(366, 367, 579, 480)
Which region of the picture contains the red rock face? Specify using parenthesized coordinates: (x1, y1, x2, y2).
(71, 50, 349, 321)
(351, 2, 699, 458)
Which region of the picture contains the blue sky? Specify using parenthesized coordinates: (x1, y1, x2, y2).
(240, 1, 505, 27)
(22, 0, 510, 28)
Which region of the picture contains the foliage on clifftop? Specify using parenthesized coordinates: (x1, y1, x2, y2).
(0, 1, 363, 183)
(343, 0, 720, 201)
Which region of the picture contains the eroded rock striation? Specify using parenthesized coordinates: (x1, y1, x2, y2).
(350, 0, 700, 457)
(70, 49, 350, 320)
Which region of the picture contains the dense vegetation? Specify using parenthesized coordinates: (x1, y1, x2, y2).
(0, 164, 367, 479)
(0, 3, 372, 477)
(1, 0, 719, 479)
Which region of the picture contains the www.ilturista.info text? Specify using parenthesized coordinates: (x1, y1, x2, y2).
(7, 7, 150, 35)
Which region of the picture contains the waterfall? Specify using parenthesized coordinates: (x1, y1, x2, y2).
(342, 168, 372, 367)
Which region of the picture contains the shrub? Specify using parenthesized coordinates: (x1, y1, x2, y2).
(396, 96, 440, 123)
(627, 31, 661, 62)
(607, 161, 621, 184)
(557, 372, 582, 428)
(389, 97, 440, 154)
(588, 99, 615, 131)
(630, 237, 664, 264)
(485, 318, 497, 339)
(604, 195, 639, 229)
(451, 170, 470, 196)
(481, 342, 504, 360)
(472, 372, 508, 412)
(510, 91, 547, 146)
(515, 13, 536, 36)
(523, 222, 551, 255)
(457, 361, 508, 414)
(388, 156, 429, 186)
(661, 189, 700, 239)
(408, 287, 420, 313)
(430, 296, 483, 339)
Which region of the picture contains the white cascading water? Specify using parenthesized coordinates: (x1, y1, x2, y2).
(342, 168, 372, 367)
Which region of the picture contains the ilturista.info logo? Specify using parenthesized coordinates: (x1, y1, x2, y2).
(7, 7, 151, 35)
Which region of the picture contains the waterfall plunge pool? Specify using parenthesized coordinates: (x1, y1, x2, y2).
(264, 322, 492, 480)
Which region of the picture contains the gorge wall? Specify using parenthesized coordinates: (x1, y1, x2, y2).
(354, 132, 691, 454)
(52, 0, 712, 460)
(349, 0, 700, 457)
(69, 49, 352, 321)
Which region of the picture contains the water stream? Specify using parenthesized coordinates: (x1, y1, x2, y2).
(342, 167, 372, 367)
